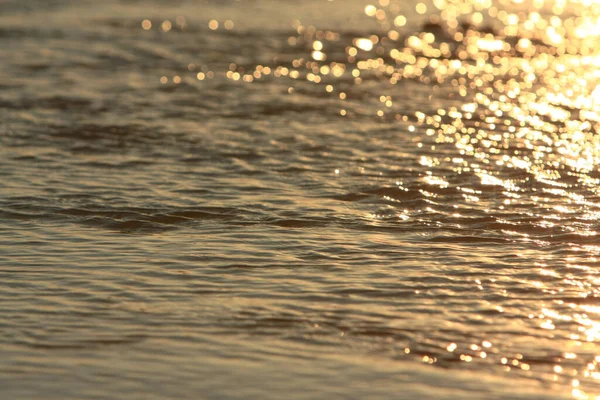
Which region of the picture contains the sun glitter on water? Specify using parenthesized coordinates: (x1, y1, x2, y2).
(139, 0, 600, 397)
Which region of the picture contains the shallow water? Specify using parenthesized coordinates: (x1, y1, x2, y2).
(3, 0, 600, 398)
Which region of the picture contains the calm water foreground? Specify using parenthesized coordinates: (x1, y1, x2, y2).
(3, 0, 600, 398)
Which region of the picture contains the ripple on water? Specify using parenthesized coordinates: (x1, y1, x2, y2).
(3, 0, 600, 398)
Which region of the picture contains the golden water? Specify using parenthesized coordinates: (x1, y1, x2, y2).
(3, 0, 600, 398)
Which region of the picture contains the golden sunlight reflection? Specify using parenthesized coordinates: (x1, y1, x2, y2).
(357, 1, 600, 397)
(137, 0, 600, 397)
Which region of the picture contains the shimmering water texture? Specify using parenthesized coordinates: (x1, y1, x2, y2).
(3, 0, 600, 398)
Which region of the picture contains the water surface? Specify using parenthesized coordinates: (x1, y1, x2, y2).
(2, 0, 600, 398)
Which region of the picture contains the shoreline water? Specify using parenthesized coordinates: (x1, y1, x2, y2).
(3, 0, 600, 398)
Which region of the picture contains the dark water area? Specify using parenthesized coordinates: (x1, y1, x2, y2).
(3, 0, 600, 398)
